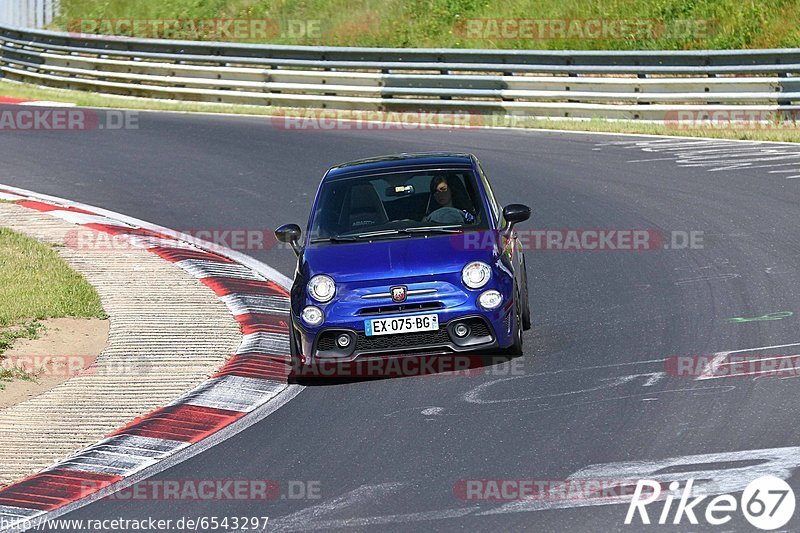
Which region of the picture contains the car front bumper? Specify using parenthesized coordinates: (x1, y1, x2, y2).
(294, 301, 515, 363)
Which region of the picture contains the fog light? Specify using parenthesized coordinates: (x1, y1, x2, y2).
(478, 289, 503, 310)
(301, 305, 324, 326)
(454, 323, 470, 338)
(336, 334, 351, 348)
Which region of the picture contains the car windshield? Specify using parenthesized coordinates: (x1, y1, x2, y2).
(308, 168, 490, 242)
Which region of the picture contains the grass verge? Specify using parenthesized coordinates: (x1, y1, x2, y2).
(54, 0, 800, 50)
(1, 80, 799, 143)
(0, 227, 106, 388)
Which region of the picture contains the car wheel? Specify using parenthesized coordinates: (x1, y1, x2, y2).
(507, 288, 524, 356)
(521, 257, 532, 331)
(288, 320, 305, 374)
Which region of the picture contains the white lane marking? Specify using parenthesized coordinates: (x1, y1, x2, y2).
(674, 273, 740, 285)
(483, 446, 800, 516)
(268, 482, 407, 532)
(695, 342, 800, 381)
(463, 371, 667, 406)
(598, 138, 800, 175)
(271, 507, 473, 531)
(420, 407, 445, 416)
(266, 446, 800, 529)
(718, 341, 800, 356)
(695, 353, 800, 381)
(626, 157, 676, 163)
(696, 353, 729, 380)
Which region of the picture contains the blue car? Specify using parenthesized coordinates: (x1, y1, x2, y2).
(275, 153, 531, 368)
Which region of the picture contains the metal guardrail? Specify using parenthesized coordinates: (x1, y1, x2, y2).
(0, 1, 57, 29)
(1, 23, 800, 120)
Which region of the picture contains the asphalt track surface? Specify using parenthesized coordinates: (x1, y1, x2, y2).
(2, 107, 800, 532)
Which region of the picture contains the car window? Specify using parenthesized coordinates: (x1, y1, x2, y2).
(309, 168, 490, 240)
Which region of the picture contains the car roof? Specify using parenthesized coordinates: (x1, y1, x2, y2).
(324, 152, 475, 181)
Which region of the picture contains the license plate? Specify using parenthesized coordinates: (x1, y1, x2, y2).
(365, 314, 439, 336)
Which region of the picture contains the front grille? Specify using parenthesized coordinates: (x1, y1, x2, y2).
(358, 302, 443, 316)
(465, 317, 490, 337)
(356, 328, 451, 352)
(317, 331, 337, 351)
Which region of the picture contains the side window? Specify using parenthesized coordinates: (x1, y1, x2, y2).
(477, 163, 502, 226)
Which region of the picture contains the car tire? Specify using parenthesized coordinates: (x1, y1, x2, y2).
(521, 257, 532, 331)
(507, 288, 524, 356)
(288, 320, 305, 376)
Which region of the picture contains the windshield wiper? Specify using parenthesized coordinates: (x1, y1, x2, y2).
(402, 225, 464, 234)
(310, 229, 404, 243)
(310, 226, 463, 244)
(309, 235, 362, 243)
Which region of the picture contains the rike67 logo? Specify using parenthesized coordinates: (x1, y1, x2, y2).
(626, 476, 795, 530)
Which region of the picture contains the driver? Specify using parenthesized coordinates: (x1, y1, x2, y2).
(423, 175, 476, 225)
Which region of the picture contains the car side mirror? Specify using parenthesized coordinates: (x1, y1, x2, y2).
(503, 204, 531, 229)
(275, 223, 302, 255)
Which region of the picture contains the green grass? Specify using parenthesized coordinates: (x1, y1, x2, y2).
(2, 79, 799, 143)
(0, 227, 106, 387)
(53, 0, 800, 49)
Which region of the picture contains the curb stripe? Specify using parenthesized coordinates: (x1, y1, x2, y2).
(222, 294, 291, 316)
(214, 357, 292, 381)
(16, 200, 96, 216)
(0, 471, 123, 511)
(111, 404, 247, 444)
(0, 97, 31, 104)
(178, 375, 287, 413)
(237, 332, 291, 355)
(0, 190, 299, 530)
(150, 246, 235, 264)
(201, 277, 289, 297)
(236, 313, 291, 335)
(176, 259, 266, 281)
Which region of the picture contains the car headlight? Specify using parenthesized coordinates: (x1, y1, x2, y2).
(301, 305, 324, 326)
(308, 275, 335, 302)
(462, 261, 491, 289)
(478, 290, 503, 310)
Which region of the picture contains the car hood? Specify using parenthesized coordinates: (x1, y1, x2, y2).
(302, 233, 498, 283)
